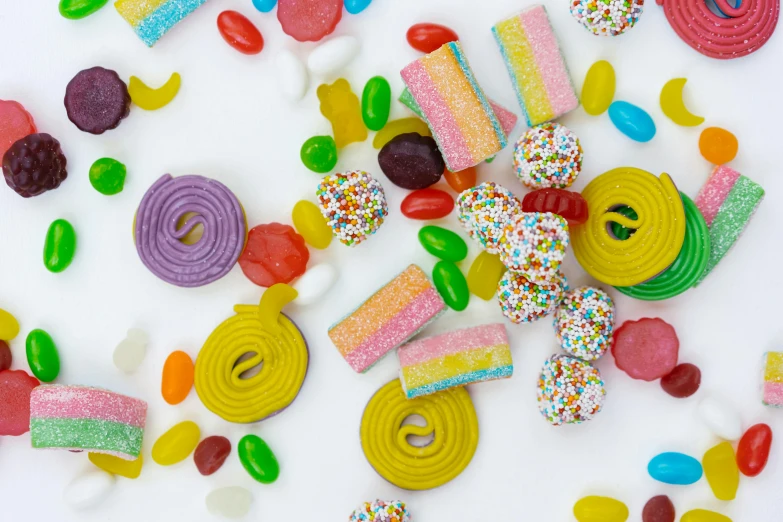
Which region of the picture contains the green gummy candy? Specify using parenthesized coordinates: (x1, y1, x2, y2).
(26, 329, 60, 382)
(238, 434, 280, 484)
(59, 0, 109, 19)
(89, 158, 126, 195)
(432, 260, 469, 312)
(300, 136, 338, 174)
(44, 219, 76, 273)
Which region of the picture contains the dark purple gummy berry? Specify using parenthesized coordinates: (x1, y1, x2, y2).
(64, 66, 130, 134)
(378, 132, 445, 190)
(2, 133, 68, 198)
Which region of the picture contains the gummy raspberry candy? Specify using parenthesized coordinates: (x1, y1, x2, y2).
(277, 0, 342, 42)
(3, 133, 68, 198)
(239, 223, 310, 287)
(65, 66, 131, 134)
(0, 370, 40, 436)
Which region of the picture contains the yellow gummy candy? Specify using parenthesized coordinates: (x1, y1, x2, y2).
(581, 60, 616, 116)
(151, 421, 200, 466)
(680, 509, 732, 522)
(573, 496, 629, 522)
(467, 251, 507, 301)
(317, 79, 368, 148)
(0, 308, 20, 340)
(128, 72, 181, 111)
(660, 78, 705, 127)
(89, 452, 143, 479)
(372, 117, 431, 149)
(256, 283, 298, 334)
(292, 200, 332, 249)
(702, 442, 739, 501)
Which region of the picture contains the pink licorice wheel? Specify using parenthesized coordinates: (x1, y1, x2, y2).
(657, 0, 780, 59)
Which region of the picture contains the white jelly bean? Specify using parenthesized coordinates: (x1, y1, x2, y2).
(63, 470, 115, 510)
(698, 395, 742, 440)
(113, 328, 148, 374)
(307, 36, 360, 76)
(293, 264, 337, 305)
(275, 49, 308, 102)
(206, 486, 253, 519)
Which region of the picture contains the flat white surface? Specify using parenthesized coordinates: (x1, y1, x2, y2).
(1, 1, 782, 520)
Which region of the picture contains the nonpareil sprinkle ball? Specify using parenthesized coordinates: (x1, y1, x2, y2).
(513, 123, 582, 189)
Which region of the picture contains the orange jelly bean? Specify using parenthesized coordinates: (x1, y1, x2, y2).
(161, 350, 194, 405)
(443, 166, 477, 193)
(699, 127, 738, 165)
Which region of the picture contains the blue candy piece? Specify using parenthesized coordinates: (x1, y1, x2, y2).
(252, 0, 277, 12)
(648, 452, 703, 485)
(345, 0, 372, 14)
(608, 101, 656, 142)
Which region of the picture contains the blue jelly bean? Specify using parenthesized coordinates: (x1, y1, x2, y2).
(252, 0, 277, 12)
(345, 0, 372, 14)
(608, 101, 656, 142)
(648, 452, 703, 485)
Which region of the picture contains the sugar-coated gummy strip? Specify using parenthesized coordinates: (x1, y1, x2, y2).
(30, 418, 144, 459)
(764, 352, 783, 382)
(694, 166, 742, 226)
(30, 385, 147, 428)
(405, 365, 513, 398)
(399, 323, 508, 366)
(115, 0, 209, 47)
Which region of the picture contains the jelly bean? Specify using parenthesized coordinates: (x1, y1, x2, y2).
(573, 495, 629, 522)
(206, 486, 253, 519)
(697, 395, 742, 440)
(161, 350, 194, 405)
(373, 117, 431, 149)
(0, 308, 20, 340)
(419, 226, 468, 262)
(293, 263, 337, 305)
(238, 434, 280, 484)
(217, 11, 264, 55)
(680, 509, 732, 522)
(59, 0, 108, 19)
(252, 0, 277, 13)
(612, 318, 679, 381)
(660, 363, 701, 398)
(401, 189, 453, 220)
(522, 188, 589, 225)
(43, 219, 76, 273)
(642, 495, 675, 522)
(362, 76, 391, 131)
(63, 470, 115, 510)
(26, 329, 60, 382)
(648, 452, 703, 485)
(239, 223, 310, 287)
(89, 157, 126, 195)
(113, 328, 148, 374)
(89, 452, 143, 479)
(308, 36, 359, 76)
(736, 423, 772, 477)
(608, 101, 656, 142)
(345, 0, 372, 14)
(194, 435, 231, 476)
(259, 283, 298, 333)
(432, 260, 469, 311)
(581, 60, 616, 116)
(275, 49, 308, 102)
(702, 441, 739, 500)
(277, 0, 342, 42)
(0, 341, 11, 371)
(699, 127, 738, 165)
(317, 79, 368, 148)
(300, 135, 338, 173)
(406, 23, 459, 53)
(128, 73, 181, 111)
(152, 421, 201, 466)
(379, 133, 444, 190)
(443, 166, 477, 193)
(467, 251, 507, 300)
(0, 369, 39, 435)
(292, 200, 333, 249)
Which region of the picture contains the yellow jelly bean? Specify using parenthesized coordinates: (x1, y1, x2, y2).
(467, 251, 507, 300)
(680, 509, 732, 522)
(151, 421, 200, 466)
(292, 200, 332, 249)
(372, 117, 431, 149)
(89, 452, 143, 479)
(257, 283, 298, 334)
(573, 496, 629, 522)
(0, 308, 20, 340)
(128, 73, 181, 111)
(702, 441, 739, 501)
(581, 60, 616, 116)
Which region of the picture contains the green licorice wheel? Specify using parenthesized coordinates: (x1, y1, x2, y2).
(614, 193, 710, 301)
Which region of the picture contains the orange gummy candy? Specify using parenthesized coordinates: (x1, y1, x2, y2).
(699, 127, 738, 165)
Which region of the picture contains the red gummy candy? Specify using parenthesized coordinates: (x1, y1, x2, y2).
(0, 369, 39, 436)
(642, 495, 675, 522)
(406, 23, 459, 53)
(194, 435, 231, 476)
(521, 188, 588, 225)
(0, 100, 36, 159)
(660, 363, 701, 398)
(737, 423, 772, 477)
(401, 188, 454, 220)
(217, 10, 264, 55)
(239, 223, 310, 287)
(277, 0, 342, 42)
(612, 317, 679, 381)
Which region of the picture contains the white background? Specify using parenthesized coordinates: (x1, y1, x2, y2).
(1, 0, 782, 520)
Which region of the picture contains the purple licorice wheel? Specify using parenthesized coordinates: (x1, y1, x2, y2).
(64, 67, 131, 134)
(135, 174, 246, 287)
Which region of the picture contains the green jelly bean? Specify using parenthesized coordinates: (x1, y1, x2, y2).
(418, 226, 468, 262)
(361, 76, 391, 131)
(59, 0, 109, 19)
(89, 157, 126, 195)
(300, 136, 338, 173)
(432, 261, 469, 311)
(44, 219, 76, 273)
(238, 434, 279, 484)
(26, 329, 60, 382)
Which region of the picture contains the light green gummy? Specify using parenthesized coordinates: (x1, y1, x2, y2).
(31, 418, 143, 457)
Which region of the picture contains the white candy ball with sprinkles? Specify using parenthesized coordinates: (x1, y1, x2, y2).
(570, 0, 644, 37)
(537, 354, 606, 426)
(513, 123, 583, 189)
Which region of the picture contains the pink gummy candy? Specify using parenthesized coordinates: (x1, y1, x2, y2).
(0, 370, 40, 436)
(612, 318, 679, 381)
(0, 100, 36, 159)
(277, 0, 343, 42)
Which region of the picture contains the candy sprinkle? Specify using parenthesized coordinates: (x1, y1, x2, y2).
(570, 0, 644, 37)
(554, 286, 615, 361)
(500, 212, 569, 283)
(497, 271, 567, 324)
(349, 500, 411, 522)
(316, 170, 388, 247)
(457, 181, 521, 254)
(537, 354, 606, 426)
(513, 123, 583, 189)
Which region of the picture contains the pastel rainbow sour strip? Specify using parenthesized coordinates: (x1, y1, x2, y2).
(30, 385, 147, 460)
(400, 42, 507, 172)
(398, 323, 513, 399)
(492, 5, 579, 126)
(762, 351, 783, 407)
(115, 0, 209, 47)
(328, 265, 446, 373)
(694, 165, 764, 284)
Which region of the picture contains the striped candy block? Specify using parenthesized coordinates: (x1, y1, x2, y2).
(115, 0, 209, 47)
(763, 352, 783, 407)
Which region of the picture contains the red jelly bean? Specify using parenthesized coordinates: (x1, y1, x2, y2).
(401, 188, 454, 220)
(736, 423, 772, 477)
(239, 223, 310, 287)
(406, 23, 459, 53)
(642, 495, 675, 522)
(0, 340, 11, 371)
(443, 166, 476, 193)
(194, 435, 231, 476)
(217, 10, 264, 55)
(0, 369, 39, 436)
(612, 318, 679, 381)
(277, 0, 342, 42)
(0, 100, 36, 159)
(660, 363, 701, 398)
(521, 188, 589, 225)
